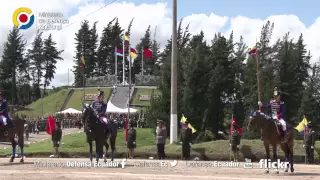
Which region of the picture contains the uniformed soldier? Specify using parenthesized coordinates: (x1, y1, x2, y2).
(180, 121, 192, 160)
(52, 121, 62, 158)
(127, 121, 136, 159)
(230, 121, 241, 162)
(303, 121, 317, 164)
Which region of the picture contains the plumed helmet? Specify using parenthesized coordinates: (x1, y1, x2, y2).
(231, 120, 237, 125)
(307, 121, 312, 127)
(274, 87, 281, 96)
(98, 90, 104, 97)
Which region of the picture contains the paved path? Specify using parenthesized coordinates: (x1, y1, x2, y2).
(0, 128, 81, 149)
(0, 158, 318, 180)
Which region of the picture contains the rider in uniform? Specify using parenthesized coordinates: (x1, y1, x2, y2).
(0, 89, 14, 136)
(258, 87, 287, 143)
(180, 121, 192, 160)
(92, 90, 108, 125)
(304, 121, 317, 164)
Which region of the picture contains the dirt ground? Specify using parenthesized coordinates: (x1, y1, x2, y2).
(0, 158, 319, 180)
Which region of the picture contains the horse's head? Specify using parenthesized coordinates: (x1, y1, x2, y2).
(82, 104, 96, 127)
(246, 110, 272, 131)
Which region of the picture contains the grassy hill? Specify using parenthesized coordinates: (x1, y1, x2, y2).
(17, 88, 111, 117)
(17, 89, 69, 117)
(132, 88, 160, 106)
(65, 88, 111, 110)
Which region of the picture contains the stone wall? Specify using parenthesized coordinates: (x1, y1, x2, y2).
(135, 75, 160, 86)
(86, 75, 116, 86)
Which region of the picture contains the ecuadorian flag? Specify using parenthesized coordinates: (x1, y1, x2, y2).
(295, 116, 308, 135)
(180, 114, 196, 134)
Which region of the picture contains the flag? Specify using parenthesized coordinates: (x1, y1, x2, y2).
(143, 48, 153, 58)
(124, 33, 130, 46)
(248, 46, 257, 55)
(116, 48, 124, 56)
(130, 48, 137, 59)
(124, 116, 128, 142)
(80, 55, 85, 71)
(230, 117, 243, 136)
(295, 116, 308, 135)
(46, 115, 56, 135)
(180, 114, 196, 134)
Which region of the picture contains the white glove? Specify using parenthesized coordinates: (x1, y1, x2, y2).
(311, 146, 314, 149)
(133, 142, 136, 144)
(258, 101, 262, 106)
(57, 141, 60, 144)
(229, 144, 231, 146)
(189, 143, 192, 146)
(303, 144, 305, 148)
(237, 145, 240, 148)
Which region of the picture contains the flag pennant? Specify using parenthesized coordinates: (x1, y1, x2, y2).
(248, 46, 257, 55)
(46, 115, 56, 135)
(124, 33, 130, 47)
(80, 55, 85, 71)
(130, 48, 138, 59)
(143, 48, 153, 58)
(116, 48, 124, 56)
(180, 114, 197, 134)
(295, 116, 308, 135)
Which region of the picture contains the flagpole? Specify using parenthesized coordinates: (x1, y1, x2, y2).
(255, 39, 261, 102)
(141, 48, 144, 75)
(122, 35, 125, 86)
(115, 47, 117, 84)
(230, 113, 233, 161)
(304, 116, 306, 164)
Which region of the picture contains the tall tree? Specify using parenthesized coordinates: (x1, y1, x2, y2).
(0, 27, 26, 104)
(42, 34, 64, 95)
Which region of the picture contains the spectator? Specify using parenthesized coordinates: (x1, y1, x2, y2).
(127, 121, 136, 159)
(52, 121, 62, 158)
(156, 120, 167, 159)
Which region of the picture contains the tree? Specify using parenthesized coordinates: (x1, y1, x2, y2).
(42, 34, 64, 95)
(0, 27, 26, 104)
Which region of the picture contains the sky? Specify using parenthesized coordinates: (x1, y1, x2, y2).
(1, 0, 320, 87)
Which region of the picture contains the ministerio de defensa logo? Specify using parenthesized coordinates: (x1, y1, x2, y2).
(12, 7, 35, 30)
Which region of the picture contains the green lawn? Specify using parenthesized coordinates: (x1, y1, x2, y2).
(0, 128, 318, 162)
(132, 88, 159, 106)
(65, 88, 111, 111)
(17, 89, 69, 117)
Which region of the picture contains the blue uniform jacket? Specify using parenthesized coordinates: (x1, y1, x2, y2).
(0, 100, 10, 118)
(262, 101, 286, 121)
(91, 100, 107, 117)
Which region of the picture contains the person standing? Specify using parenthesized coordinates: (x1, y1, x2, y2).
(304, 121, 317, 164)
(230, 121, 242, 162)
(156, 120, 167, 159)
(127, 121, 136, 159)
(180, 121, 192, 160)
(52, 121, 62, 158)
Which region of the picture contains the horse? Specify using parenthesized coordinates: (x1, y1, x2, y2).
(246, 110, 294, 173)
(102, 118, 117, 162)
(0, 115, 25, 163)
(82, 104, 105, 163)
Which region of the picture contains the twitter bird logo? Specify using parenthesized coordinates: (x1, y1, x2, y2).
(170, 160, 178, 167)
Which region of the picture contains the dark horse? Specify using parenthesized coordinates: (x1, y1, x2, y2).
(0, 115, 25, 163)
(82, 105, 105, 162)
(247, 110, 294, 173)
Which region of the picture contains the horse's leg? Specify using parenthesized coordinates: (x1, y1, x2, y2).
(272, 144, 279, 174)
(104, 140, 109, 163)
(289, 144, 294, 173)
(95, 140, 101, 162)
(10, 137, 17, 163)
(111, 136, 116, 161)
(89, 141, 93, 162)
(264, 143, 270, 173)
(18, 131, 24, 163)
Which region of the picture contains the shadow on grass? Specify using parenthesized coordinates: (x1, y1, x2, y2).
(288, 172, 320, 176)
(240, 145, 258, 161)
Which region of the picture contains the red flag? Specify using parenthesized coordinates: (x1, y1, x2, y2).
(143, 48, 153, 58)
(46, 115, 56, 135)
(230, 117, 243, 136)
(124, 116, 128, 142)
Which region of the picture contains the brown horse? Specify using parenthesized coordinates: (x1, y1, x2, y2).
(246, 110, 294, 173)
(0, 115, 25, 163)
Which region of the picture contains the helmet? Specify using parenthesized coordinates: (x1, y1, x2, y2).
(98, 90, 104, 97)
(307, 121, 312, 127)
(274, 87, 281, 96)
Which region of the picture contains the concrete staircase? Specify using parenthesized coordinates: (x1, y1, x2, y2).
(60, 89, 75, 111)
(111, 87, 130, 108)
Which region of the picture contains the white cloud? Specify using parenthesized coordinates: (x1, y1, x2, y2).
(1, 0, 320, 87)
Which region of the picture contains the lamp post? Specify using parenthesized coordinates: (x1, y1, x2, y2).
(170, 0, 178, 144)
